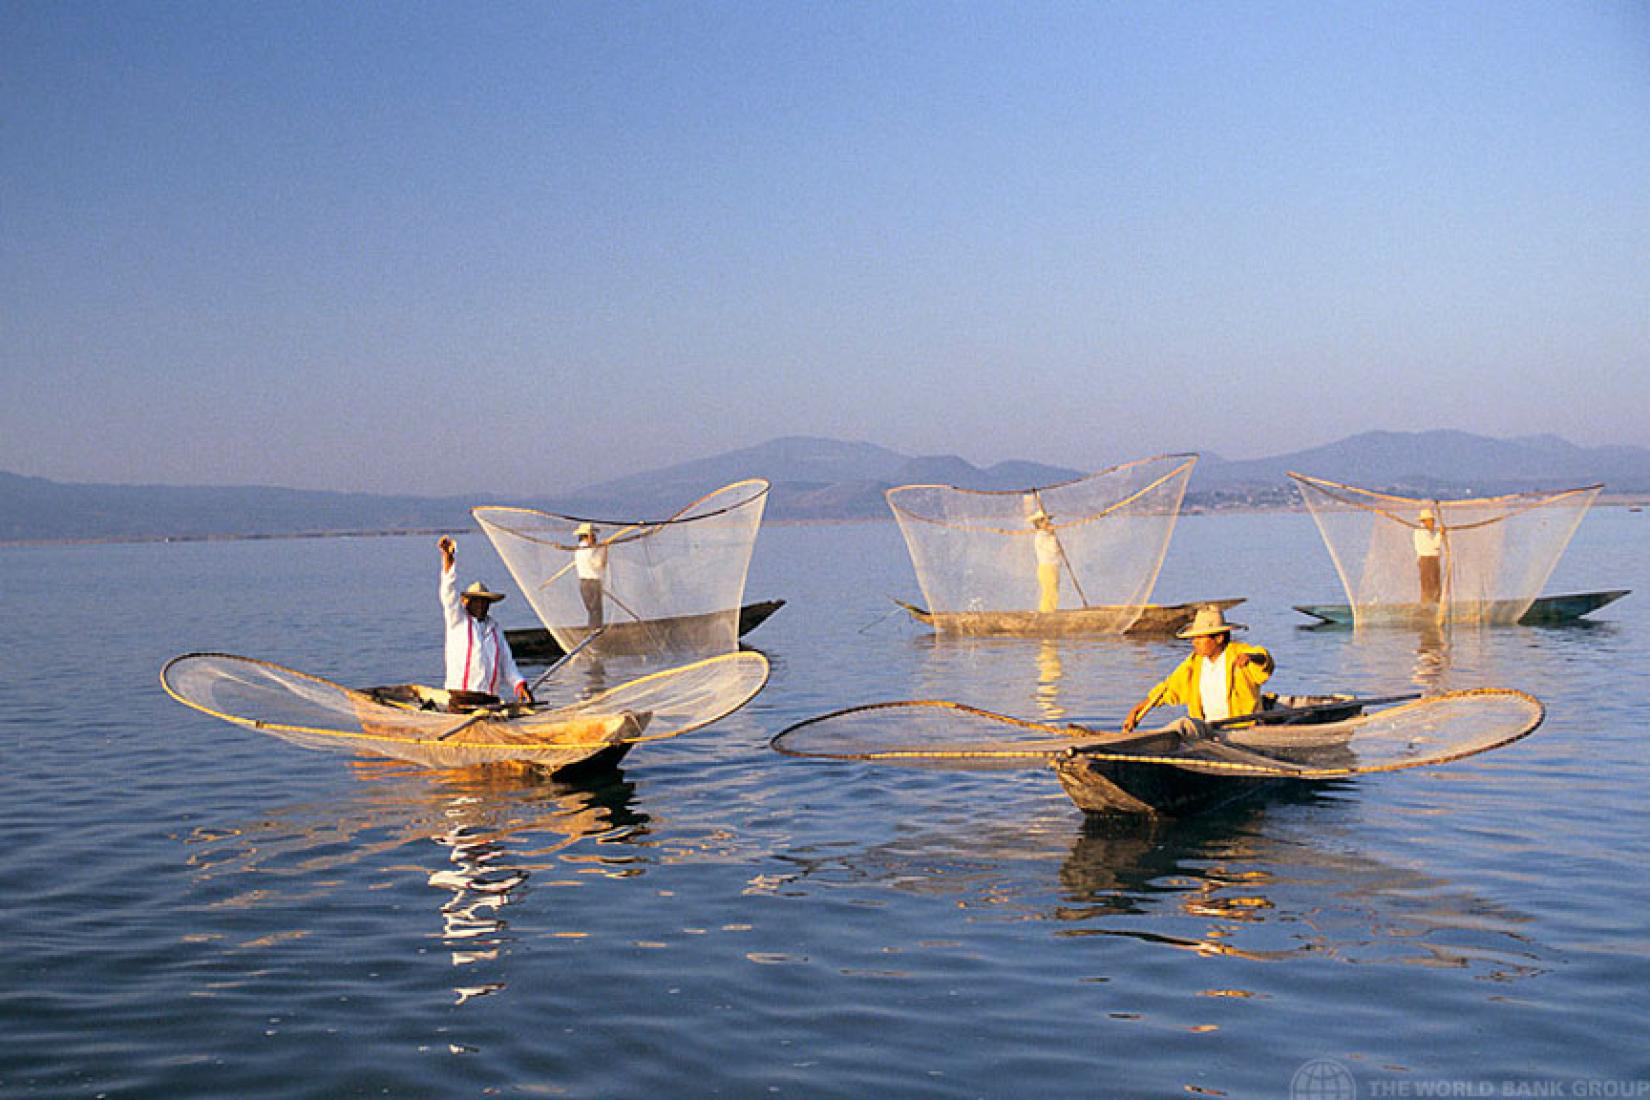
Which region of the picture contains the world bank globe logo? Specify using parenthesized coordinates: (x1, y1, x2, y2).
(1291, 1058, 1356, 1100)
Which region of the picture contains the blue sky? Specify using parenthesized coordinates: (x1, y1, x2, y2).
(3, 2, 1647, 496)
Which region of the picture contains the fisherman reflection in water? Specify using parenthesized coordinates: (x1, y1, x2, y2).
(438, 536, 532, 712)
(1122, 605, 1274, 732)
(573, 522, 608, 628)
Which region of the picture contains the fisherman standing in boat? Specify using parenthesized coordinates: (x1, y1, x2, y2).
(1121, 605, 1273, 731)
(1029, 510, 1062, 613)
(438, 536, 533, 711)
(1414, 507, 1445, 604)
(573, 522, 608, 628)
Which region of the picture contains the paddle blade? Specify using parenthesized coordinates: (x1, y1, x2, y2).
(769, 700, 1102, 771)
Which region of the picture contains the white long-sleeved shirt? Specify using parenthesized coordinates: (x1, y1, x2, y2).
(440, 566, 526, 697)
(1413, 525, 1444, 559)
(574, 543, 607, 580)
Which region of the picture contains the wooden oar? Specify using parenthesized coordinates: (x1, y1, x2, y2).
(436, 708, 499, 742)
(527, 626, 608, 693)
(1068, 693, 1424, 735)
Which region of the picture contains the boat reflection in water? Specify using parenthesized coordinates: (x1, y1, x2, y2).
(183, 759, 648, 1006)
(759, 790, 1546, 983)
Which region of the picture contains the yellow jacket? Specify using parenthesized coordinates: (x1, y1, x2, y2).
(1142, 642, 1274, 721)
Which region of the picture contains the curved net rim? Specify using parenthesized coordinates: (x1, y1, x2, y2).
(472, 478, 769, 549)
(885, 454, 1197, 534)
(1288, 472, 1603, 532)
(769, 688, 1544, 778)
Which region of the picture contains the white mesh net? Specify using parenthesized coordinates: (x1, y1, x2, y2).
(474, 479, 767, 661)
(887, 455, 1196, 634)
(768, 689, 1543, 779)
(1291, 474, 1601, 626)
(162, 650, 770, 771)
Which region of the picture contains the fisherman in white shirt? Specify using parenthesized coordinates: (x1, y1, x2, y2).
(1414, 507, 1445, 604)
(437, 536, 532, 711)
(573, 523, 609, 628)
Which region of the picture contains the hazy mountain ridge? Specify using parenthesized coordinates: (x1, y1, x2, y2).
(4, 431, 1646, 542)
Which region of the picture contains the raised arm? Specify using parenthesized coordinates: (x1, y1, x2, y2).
(437, 537, 464, 628)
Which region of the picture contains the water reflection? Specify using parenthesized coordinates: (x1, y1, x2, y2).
(184, 761, 648, 1005)
(765, 790, 1547, 982)
(1053, 799, 1542, 978)
(907, 632, 1168, 729)
(1035, 640, 1065, 721)
(1412, 622, 1450, 689)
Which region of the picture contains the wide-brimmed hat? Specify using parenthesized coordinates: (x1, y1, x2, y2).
(1176, 605, 1246, 639)
(575, 522, 596, 537)
(1418, 507, 1436, 522)
(1028, 510, 1051, 526)
(461, 581, 507, 603)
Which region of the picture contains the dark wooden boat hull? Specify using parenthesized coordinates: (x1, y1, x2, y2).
(896, 598, 1246, 638)
(1052, 695, 1357, 818)
(506, 599, 785, 661)
(1293, 589, 1629, 627)
(1054, 751, 1284, 817)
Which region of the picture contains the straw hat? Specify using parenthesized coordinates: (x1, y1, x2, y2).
(1028, 510, 1051, 526)
(1176, 605, 1246, 639)
(461, 581, 507, 603)
(575, 522, 596, 537)
(1418, 507, 1436, 522)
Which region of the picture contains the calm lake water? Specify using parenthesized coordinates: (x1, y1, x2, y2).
(3, 511, 1648, 1098)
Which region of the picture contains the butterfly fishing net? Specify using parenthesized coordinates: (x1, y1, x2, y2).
(1290, 474, 1601, 626)
(886, 454, 1196, 634)
(1219, 688, 1544, 775)
(162, 650, 769, 770)
(474, 479, 767, 660)
(769, 689, 1543, 778)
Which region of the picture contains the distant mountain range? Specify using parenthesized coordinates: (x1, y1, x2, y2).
(4, 430, 1647, 543)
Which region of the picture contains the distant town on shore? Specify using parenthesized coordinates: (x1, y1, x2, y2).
(4, 429, 1648, 545)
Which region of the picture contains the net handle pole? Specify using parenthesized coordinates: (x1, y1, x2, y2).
(1031, 489, 1091, 608)
(537, 525, 637, 591)
(528, 626, 609, 693)
(436, 709, 493, 742)
(598, 581, 673, 655)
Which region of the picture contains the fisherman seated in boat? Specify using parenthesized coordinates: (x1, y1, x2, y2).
(438, 536, 533, 712)
(573, 523, 608, 628)
(1122, 605, 1273, 732)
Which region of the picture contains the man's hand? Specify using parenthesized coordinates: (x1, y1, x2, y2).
(514, 682, 534, 705)
(438, 536, 456, 570)
(1233, 651, 1251, 669)
(1123, 700, 1149, 733)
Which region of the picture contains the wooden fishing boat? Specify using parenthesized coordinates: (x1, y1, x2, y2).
(895, 597, 1246, 638)
(770, 688, 1544, 822)
(1293, 589, 1630, 628)
(1051, 693, 1363, 817)
(355, 683, 644, 771)
(162, 650, 771, 773)
(506, 599, 786, 661)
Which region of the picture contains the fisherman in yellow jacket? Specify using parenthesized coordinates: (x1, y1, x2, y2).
(1122, 605, 1273, 731)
